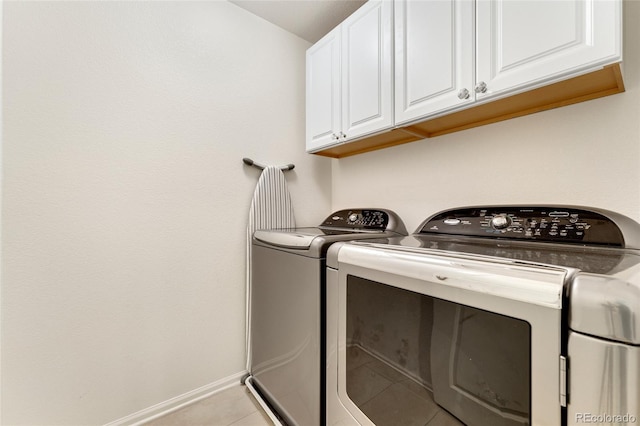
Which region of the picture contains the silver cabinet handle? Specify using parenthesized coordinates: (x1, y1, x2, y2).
(475, 81, 488, 93)
(331, 132, 348, 141)
(458, 88, 470, 100)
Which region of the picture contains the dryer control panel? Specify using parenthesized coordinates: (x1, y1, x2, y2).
(320, 209, 391, 230)
(418, 206, 626, 247)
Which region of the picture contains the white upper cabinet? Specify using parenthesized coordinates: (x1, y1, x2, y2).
(394, 0, 474, 125)
(306, 0, 393, 153)
(308, 0, 623, 157)
(395, 0, 622, 122)
(476, 0, 622, 101)
(341, 0, 394, 141)
(306, 28, 341, 152)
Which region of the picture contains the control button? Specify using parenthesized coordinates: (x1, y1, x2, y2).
(443, 218, 461, 225)
(490, 215, 512, 230)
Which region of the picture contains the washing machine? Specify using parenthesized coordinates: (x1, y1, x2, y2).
(326, 205, 640, 426)
(246, 208, 407, 426)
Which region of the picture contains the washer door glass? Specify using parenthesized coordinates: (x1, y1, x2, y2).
(345, 276, 530, 426)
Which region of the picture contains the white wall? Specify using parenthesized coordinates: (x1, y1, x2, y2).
(1, 1, 330, 424)
(333, 1, 640, 232)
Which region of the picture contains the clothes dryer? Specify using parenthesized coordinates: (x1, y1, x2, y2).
(326, 205, 640, 426)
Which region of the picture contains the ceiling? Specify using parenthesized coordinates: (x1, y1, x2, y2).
(229, 0, 367, 44)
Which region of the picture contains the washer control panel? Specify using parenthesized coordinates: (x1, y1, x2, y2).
(320, 209, 390, 230)
(418, 207, 625, 247)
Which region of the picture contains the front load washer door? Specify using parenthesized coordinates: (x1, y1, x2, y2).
(329, 243, 567, 426)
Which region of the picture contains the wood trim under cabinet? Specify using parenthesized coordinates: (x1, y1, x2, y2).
(312, 64, 624, 159)
(311, 127, 420, 158)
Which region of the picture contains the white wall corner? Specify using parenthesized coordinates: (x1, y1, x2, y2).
(103, 371, 249, 426)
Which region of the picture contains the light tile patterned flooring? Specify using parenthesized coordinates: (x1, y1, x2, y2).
(144, 385, 273, 426)
(346, 346, 464, 426)
(145, 347, 464, 426)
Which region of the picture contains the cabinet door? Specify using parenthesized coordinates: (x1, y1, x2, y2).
(476, 0, 622, 101)
(341, 0, 393, 141)
(395, 0, 474, 125)
(306, 27, 341, 152)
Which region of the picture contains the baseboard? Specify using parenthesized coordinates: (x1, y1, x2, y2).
(104, 370, 249, 426)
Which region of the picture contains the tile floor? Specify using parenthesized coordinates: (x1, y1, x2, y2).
(144, 346, 464, 426)
(346, 345, 464, 426)
(144, 385, 273, 426)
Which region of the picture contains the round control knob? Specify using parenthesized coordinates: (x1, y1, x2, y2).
(348, 213, 359, 223)
(491, 215, 511, 230)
